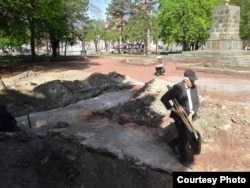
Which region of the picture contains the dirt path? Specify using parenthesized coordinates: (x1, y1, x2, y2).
(82, 55, 250, 103)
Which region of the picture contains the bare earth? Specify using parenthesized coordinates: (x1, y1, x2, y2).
(0, 55, 250, 187)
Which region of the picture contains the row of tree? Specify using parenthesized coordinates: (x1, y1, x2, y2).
(1, 0, 250, 59)
(0, 0, 88, 59)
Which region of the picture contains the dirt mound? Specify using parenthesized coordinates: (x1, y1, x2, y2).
(1, 71, 136, 117)
(108, 79, 170, 127)
(32, 72, 126, 109)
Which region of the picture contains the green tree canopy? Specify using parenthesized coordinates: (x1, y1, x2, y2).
(106, 0, 133, 52)
(157, 0, 220, 51)
(230, 0, 250, 47)
(0, 0, 88, 58)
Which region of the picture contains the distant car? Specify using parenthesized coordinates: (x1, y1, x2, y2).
(109, 48, 118, 54)
(0, 50, 10, 56)
(3, 50, 9, 54)
(24, 49, 31, 55)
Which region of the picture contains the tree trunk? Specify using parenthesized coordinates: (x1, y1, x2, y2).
(182, 41, 189, 51)
(50, 35, 59, 58)
(64, 40, 67, 56)
(29, 21, 36, 61)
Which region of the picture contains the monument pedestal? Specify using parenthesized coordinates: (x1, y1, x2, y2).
(206, 5, 242, 50)
(178, 50, 250, 65)
(206, 39, 242, 51)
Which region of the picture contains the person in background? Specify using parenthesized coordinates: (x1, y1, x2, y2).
(154, 56, 165, 76)
(160, 69, 200, 167)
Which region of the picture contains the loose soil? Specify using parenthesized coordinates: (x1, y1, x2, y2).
(0, 55, 250, 187)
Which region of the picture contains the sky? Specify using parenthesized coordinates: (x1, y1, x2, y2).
(89, 0, 112, 19)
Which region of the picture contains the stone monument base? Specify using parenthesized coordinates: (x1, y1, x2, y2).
(206, 5, 242, 50)
(166, 50, 250, 75)
(167, 50, 250, 65)
(206, 39, 242, 51)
